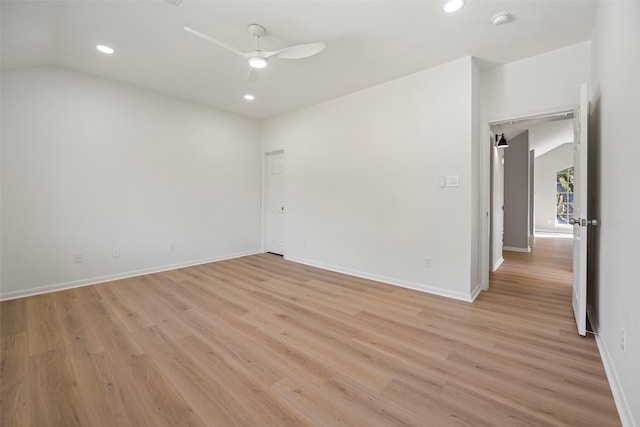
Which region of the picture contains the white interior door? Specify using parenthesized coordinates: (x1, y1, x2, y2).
(490, 139, 505, 272)
(266, 152, 285, 255)
(572, 83, 589, 336)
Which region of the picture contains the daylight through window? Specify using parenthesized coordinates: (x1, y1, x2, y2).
(556, 166, 574, 224)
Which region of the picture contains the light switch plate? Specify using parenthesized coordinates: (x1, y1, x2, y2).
(446, 175, 459, 187)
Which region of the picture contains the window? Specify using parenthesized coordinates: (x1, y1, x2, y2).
(556, 166, 574, 224)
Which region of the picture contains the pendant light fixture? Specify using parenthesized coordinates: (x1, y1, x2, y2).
(496, 133, 509, 148)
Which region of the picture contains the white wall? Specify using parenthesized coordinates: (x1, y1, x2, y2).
(261, 57, 478, 301)
(481, 42, 591, 121)
(503, 131, 530, 251)
(534, 143, 573, 233)
(1, 66, 262, 299)
(590, 2, 640, 425)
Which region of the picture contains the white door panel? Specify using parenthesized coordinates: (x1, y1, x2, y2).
(266, 152, 285, 255)
(572, 83, 589, 336)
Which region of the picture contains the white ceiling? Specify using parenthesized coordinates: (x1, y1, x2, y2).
(1, 0, 599, 119)
(528, 119, 574, 157)
(491, 115, 575, 157)
(491, 116, 574, 157)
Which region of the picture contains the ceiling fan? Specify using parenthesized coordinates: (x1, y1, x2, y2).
(184, 24, 326, 81)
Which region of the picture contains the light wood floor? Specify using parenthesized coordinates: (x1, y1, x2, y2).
(1, 237, 620, 426)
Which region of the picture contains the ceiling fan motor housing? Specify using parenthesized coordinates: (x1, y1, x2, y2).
(248, 24, 266, 38)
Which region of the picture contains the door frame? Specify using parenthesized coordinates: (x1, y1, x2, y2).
(480, 106, 575, 290)
(262, 149, 286, 255)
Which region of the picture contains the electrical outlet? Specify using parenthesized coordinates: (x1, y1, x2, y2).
(112, 248, 120, 258)
(73, 253, 83, 263)
(170, 242, 176, 251)
(621, 329, 626, 352)
(424, 257, 431, 269)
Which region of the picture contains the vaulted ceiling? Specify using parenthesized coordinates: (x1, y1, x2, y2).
(1, 1, 598, 119)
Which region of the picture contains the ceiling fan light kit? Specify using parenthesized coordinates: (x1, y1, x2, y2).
(248, 56, 268, 69)
(444, 0, 465, 13)
(184, 23, 325, 81)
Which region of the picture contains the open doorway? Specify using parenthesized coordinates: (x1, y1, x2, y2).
(488, 110, 575, 272)
(481, 85, 590, 337)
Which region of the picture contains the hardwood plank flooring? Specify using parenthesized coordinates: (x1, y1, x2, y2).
(0, 236, 620, 426)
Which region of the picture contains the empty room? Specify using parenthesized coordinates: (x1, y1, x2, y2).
(1, 0, 638, 426)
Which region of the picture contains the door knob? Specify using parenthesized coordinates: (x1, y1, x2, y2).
(570, 218, 599, 226)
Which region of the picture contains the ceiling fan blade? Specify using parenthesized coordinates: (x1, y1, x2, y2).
(268, 42, 326, 60)
(248, 67, 261, 82)
(184, 26, 248, 58)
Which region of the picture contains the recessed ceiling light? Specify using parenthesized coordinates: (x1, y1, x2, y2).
(244, 94, 255, 101)
(96, 44, 114, 54)
(248, 57, 267, 69)
(444, 0, 465, 13)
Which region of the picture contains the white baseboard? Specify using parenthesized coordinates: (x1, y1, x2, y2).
(286, 255, 476, 303)
(503, 246, 531, 253)
(591, 327, 636, 426)
(469, 283, 482, 302)
(492, 256, 504, 272)
(0, 250, 261, 301)
(535, 227, 573, 234)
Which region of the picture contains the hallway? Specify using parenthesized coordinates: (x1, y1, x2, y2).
(484, 235, 578, 341)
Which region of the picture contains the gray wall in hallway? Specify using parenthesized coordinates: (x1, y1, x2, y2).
(504, 131, 530, 250)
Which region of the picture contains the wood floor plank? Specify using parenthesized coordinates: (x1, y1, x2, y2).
(131, 326, 256, 426)
(120, 353, 206, 427)
(0, 236, 621, 426)
(241, 310, 394, 392)
(380, 377, 493, 426)
(271, 375, 395, 427)
(437, 381, 556, 427)
(94, 283, 156, 332)
(179, 333, 316, 426)
(26, 294, 64, 356)
(28, 347, 90, 426)
(0, 332, 30, 426)
(72, 351, 150, 427)
(322, 373, 427, 427)
(0, 298, 27, 337)
(53, 292, 104, 360)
